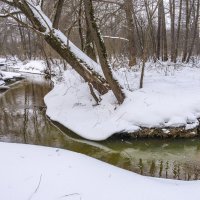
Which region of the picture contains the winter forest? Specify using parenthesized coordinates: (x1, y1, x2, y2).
(1, 0, 200, 200)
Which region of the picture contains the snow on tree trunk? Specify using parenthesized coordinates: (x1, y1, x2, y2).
(5, 0, 110, 96)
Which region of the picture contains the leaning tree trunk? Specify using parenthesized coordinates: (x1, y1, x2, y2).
(6, 0, 110, 96)
(83, 0, 125, 104)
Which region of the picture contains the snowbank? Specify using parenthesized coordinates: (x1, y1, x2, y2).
(19, 60, 47, 74)
(0, 142, 200, 200)
(0, 71, 22, 86)
(0, 71, 22, 80)
(45, 64, 200, 140)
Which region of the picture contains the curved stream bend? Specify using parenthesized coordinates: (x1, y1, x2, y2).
(0, 74, 200, 180)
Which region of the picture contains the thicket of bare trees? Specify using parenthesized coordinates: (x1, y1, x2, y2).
(0, 0, 200, 103)
(0, 0, 200, 63)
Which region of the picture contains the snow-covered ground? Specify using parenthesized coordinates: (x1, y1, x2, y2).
(18, 60, 47, 74)
(0, 142, 200, 200)
(0, 71, 22, 86)
(8, 59, 63, 76)
(45, 63, 200, 140)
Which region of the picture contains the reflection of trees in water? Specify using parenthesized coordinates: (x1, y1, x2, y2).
(23, 84, 29, 143)
(0, 79, 53, 144)
(109, 155, 200, 180)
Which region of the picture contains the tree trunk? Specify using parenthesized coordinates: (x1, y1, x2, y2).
(161, 0, 168, 61)
(156, 0, 162, 60)
(52, 0, 65, 29)
(169, 0, 175, 62)
(186, 0, 200, 62)
(83, 0, 125, 104)
(144, 0, 157, 61)
(174, 0, 182, 62)
(84, 9, 97, 62)
(78, 0, 84, 51)
(182, 0, 194, 62)
(124, 0, 137, 66)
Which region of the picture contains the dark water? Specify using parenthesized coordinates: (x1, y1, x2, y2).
(1, 75, 200, 180)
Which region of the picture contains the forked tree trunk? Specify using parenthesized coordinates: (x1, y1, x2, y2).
(83, 0, 125, 104)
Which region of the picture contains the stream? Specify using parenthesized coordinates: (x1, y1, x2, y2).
(1, 74, 200, 180)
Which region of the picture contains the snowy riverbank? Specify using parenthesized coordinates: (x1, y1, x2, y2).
(0, 142, 200, 200)
(44, 63, 200, 141)
(0, 71, 22, 88)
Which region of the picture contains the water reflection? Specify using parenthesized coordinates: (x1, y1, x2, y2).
(0, 75, 200, 180)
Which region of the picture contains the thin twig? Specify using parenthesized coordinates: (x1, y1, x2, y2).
(28, 174, 42, 200)
(59, 193, 82, 199)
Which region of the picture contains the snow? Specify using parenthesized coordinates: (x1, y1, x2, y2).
(54, 30, 103, 75)
(19, 60, 46, 74)
(0, 142, 200, 200)
(0, 70, 22, 86)
(0, 71, 21, 80)
(0, 80, 5, 86)
(0, 57, 6, 64)
(45, 64, 200, 141)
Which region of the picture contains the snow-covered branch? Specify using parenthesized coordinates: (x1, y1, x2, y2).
(0, 11, 21, 18)
(103, 35, 129, 42)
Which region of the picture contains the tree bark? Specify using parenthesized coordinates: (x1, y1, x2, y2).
(78, 0, 84, 51)
(161, 0, 168, 61)
(182, 0, 194, 62)
(169, 0, 175, 62)
(144, 0, 157, 61)
(174, 0, 182, 62)
(52, 0, 65, 29)
(156, 0, 162, 60)
(84, 8, 97, 62)
(124, 0, 137, 66)
(83, 0, 125, 104)
(186, 0, 200, 62)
